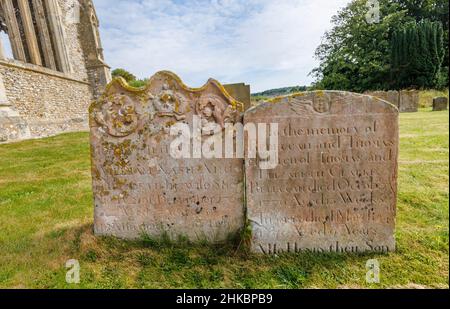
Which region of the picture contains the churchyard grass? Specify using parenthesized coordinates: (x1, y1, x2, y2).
(0, 108, 448, 289)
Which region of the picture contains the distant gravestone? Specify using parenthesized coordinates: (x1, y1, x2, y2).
(433, 97, 448, 111)
(366, 91, 399, 108)
(386, 90, 400, 108)
(366, 90, 400, 107)
(245, 91, 398, 254)
(224, 83, 251, 111)
(399, 90, 419, 113)
(90, 71, 245, 242)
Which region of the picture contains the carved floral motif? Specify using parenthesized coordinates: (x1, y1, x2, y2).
(94, 94, 138, 137)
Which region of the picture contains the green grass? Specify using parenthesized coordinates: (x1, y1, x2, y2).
(0, 109, 448, 289)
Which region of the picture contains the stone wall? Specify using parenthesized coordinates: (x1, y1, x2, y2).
(0, 60, 92, 139)
(58, 0, 90, 82)
(0, 0, 110, 143)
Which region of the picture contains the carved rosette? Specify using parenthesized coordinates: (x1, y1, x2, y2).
(93, 93, 138, 137)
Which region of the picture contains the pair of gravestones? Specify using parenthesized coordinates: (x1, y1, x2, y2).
(365, 90, 419, 113)
(90, 71, 398, 254)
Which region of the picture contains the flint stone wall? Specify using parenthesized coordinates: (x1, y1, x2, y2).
(0, 0, 110, 143)
(245, 91, 399, 254)
(0, 60, 92, 139)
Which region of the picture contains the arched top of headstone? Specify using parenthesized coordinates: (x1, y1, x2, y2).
(246, 91, 399, 118)
(89, 71, 244, 139)
(94, 70, 244, 112)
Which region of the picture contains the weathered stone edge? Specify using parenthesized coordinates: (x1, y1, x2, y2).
(89, 70, 245, 114)
(246, 90, 400, 114)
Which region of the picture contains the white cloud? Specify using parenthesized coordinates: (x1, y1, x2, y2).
(94, 0, 350, 92)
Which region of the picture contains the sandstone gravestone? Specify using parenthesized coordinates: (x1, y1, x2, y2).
(90, 71, 245, 242)
(386, 90, 400, 108)
(366, 91, 399, 108)
(433, 97, 448, 111)
(224, 83, 251, 111)
(399, 90, 419, 113)
(245, 91, 398, 254)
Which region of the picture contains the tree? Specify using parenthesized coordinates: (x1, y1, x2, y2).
(312, 0, 448, 91)
(112, 68, 136, 83)
(390, 20, 444, 89)
(396, 0, 449, 87)
(311, 0, 411, 92)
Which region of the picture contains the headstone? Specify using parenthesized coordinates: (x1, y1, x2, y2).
(245, 91, 398, 254)
(224, 83, 251, 111)
(386, 91, 400, 108)
(365, 91, 399, 108)
(90, 71, 245, 242)
(433, 97, 448, 111)
(399, 90, 419, 113)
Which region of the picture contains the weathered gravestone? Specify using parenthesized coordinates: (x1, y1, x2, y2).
(385, 90, 400, 108)
(224, 83, 251, 111)
(90, 71, 245, 242)
(245, 91, 398, 254)
(399, 90, 419, 113)
(433, 97, 448, 111)
(366, 91, 399, 108)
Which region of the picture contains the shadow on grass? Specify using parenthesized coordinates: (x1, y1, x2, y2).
(36, 223, 391, 288)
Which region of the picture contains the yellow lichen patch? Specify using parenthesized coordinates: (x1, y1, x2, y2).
(267, 96, 285, 104)
(291, 92, 306, 98)
(316, 90, 325, 97)
(165, 121, 176, 128)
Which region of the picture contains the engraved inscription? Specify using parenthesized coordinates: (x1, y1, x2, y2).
(245, 91, 398, 254)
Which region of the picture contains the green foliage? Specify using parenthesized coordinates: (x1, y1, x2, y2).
(111, 68, 149, 88)
(391, 20, 445, 89)
(128, 79, 149, 88)
(312, 0, 449, 92)
(252, 86, 308, 98)
(397, 0, 449, 67)
(111, 68, 136, 82)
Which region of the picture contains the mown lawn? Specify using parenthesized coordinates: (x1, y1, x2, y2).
(0, 109, 448, 289)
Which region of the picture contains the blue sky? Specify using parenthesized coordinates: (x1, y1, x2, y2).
(94, 0, 350, 92)
(1, 0, 349, 92)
